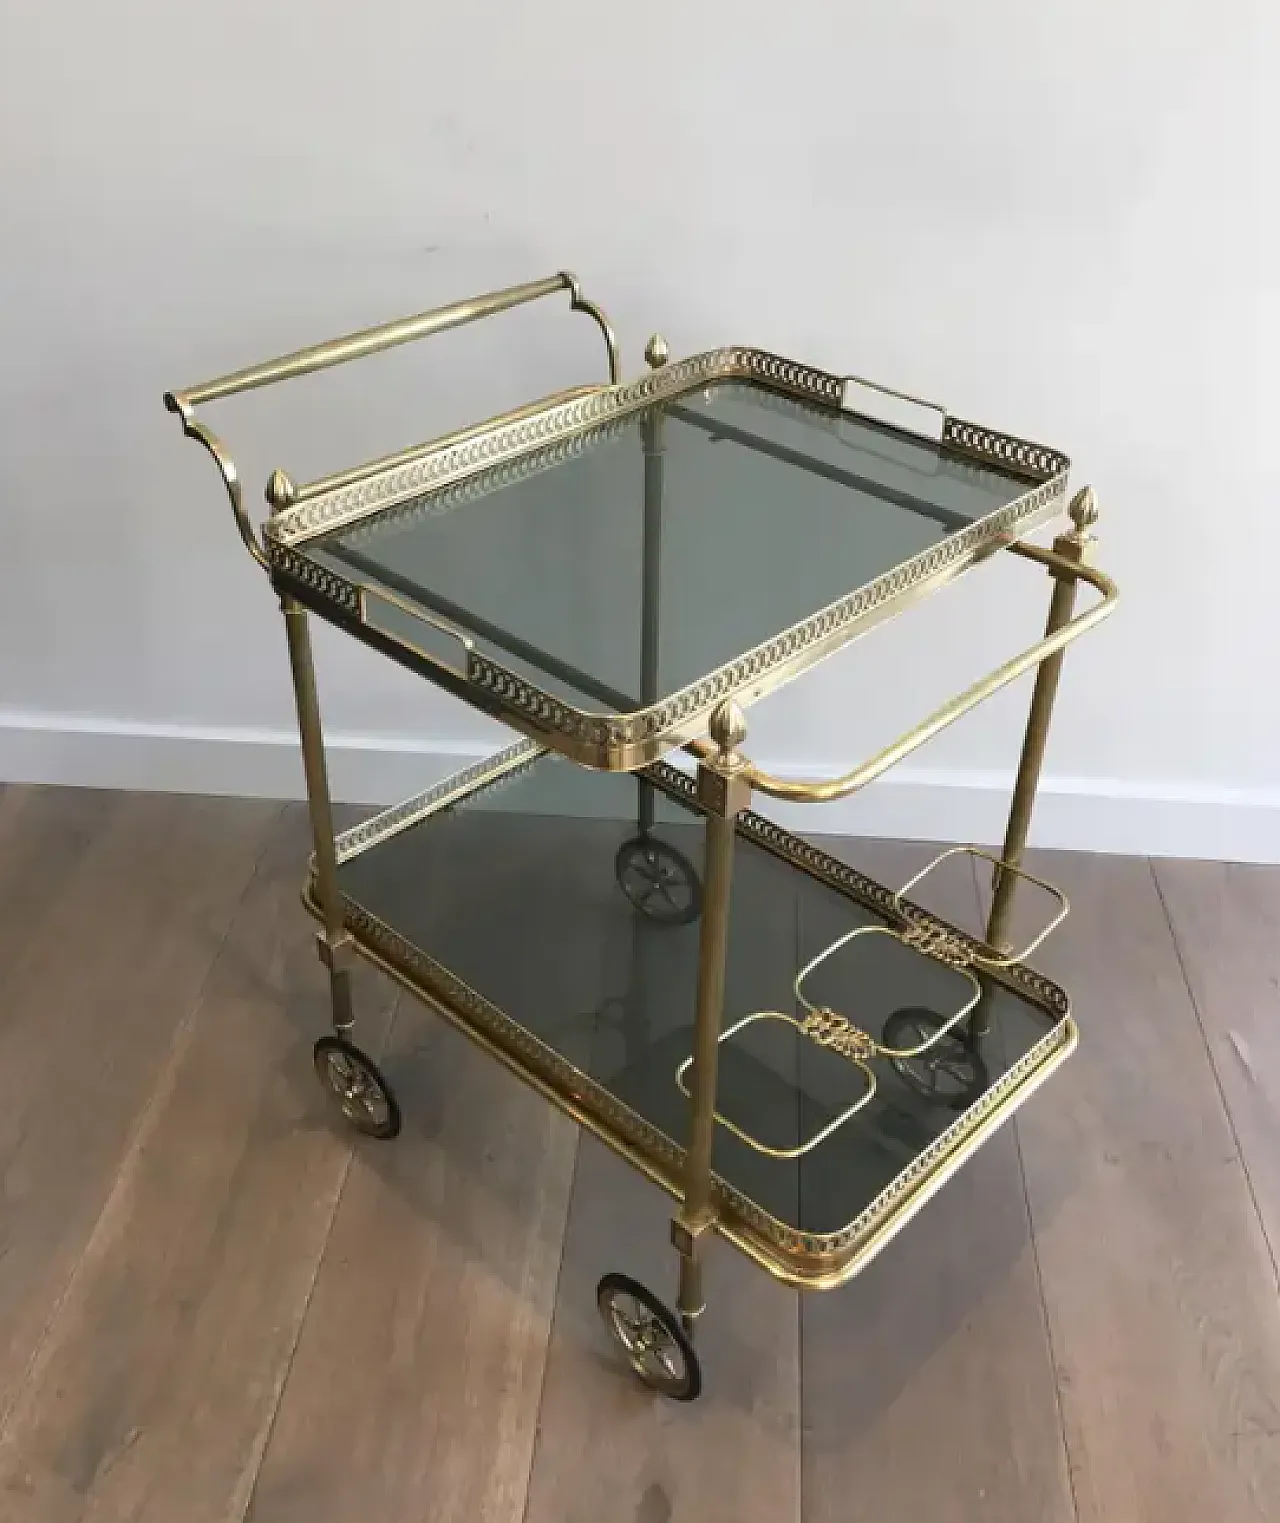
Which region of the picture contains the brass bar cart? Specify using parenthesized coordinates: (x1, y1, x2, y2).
(165, 272, 1116, 1401)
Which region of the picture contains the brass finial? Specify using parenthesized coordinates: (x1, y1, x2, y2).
(1068, 485, 1098, 542)
(645, 333, 670, 370)
(266, 469, 298, 512)
(709, 699, 747, 758)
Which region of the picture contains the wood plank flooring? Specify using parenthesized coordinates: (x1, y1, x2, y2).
(0, 783, 1277, 1522)
(989, 852, 1280, 1523)
(0, 789, 279, 1441)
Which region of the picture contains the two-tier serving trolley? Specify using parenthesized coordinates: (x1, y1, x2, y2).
(165, 272, 1116, 1400)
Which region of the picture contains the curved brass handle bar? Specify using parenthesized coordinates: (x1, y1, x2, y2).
(166, 400, 268, 571)
(163, 270, 619, 414)
(561, 271, 622, 384)
(163, 271, 620, 567)
(692, 549, 1118, 805)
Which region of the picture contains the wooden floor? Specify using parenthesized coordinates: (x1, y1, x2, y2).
(0, 784, 1277, 1522)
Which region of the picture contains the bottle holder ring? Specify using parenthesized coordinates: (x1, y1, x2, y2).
(672, 847, 1068, 1158)
(893, 845, 1069, 967)
(795, 923, 984, 1059)
(674, 1010, 877, 1159)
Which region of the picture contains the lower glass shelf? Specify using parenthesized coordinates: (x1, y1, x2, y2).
(308, 741, 1075, 1290)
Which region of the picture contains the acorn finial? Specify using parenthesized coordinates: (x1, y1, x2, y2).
(1068, 485, 1098, 540)
(709, 699, 747, 757)
(266, 469, 298, 511)
(644, 333, 670, 370)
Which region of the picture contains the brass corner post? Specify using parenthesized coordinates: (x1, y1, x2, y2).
(674, 700, 752, 1332)
(278, 559, 355, 1032)
(637, 334, 670, 838)
(983, 487, 1100, 986)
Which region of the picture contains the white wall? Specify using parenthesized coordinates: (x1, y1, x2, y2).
(1, 0, 1277, 858)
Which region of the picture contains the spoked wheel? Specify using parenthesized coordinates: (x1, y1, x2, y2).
(614, 836, 703, 926)
(596, 1272, 702, 1402)
(313, 1035, 402, 1139)
(882, 1007, 989, 1110)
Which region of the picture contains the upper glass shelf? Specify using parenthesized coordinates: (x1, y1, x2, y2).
(270, 353, 1069, 768)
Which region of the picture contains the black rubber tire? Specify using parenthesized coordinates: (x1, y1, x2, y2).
(881, 1007, 989, 1110)
(313, 1035, 402, 1140)
(596, 1271, 702, 1401)
(614, 835, 703, 926)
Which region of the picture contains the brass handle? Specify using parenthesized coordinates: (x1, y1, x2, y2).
(163, 271, 620, 571)
(692, 549, 1118, 805)
(840, 372, 948, 437)
(171, 415, 269, 571)
(165, 271, 618, 412)
(358, 585, 473, 680)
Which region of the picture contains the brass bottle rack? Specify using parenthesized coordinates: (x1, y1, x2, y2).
(678, 846, 1072, 1160)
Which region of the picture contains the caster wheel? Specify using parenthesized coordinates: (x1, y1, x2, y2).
(313, 1035, 402, 1139)
(597, 1272, 702, 1402)
(882, 1008, 989, 1110)
(614, 836, 703, 926)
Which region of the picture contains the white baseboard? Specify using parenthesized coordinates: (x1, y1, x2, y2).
(0, 713, 482, 810)
(2, 711, 1279, 864)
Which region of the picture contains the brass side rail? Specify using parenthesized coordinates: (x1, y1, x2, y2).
(163, 271, 620, 570)
(689, 545, 1116, 805)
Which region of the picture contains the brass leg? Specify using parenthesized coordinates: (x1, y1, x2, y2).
(637, 344, 667, 839)
(637, 780, 657, 839)
(281, 597, 356, 1033)
(673, 702, 751, 1334)
(980, 488, 1098, 1029)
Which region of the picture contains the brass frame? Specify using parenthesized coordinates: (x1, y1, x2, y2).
(164, 271, 1116, 1327)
